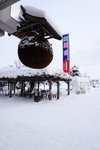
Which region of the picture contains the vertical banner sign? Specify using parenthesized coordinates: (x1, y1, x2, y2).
(63, 34, 70, 73)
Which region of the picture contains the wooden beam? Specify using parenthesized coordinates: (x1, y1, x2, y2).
(48, 79, 52, 100)
(9, 83, 12, 98)
(67, 80, 70, 95)
(57, 80, 60, 99)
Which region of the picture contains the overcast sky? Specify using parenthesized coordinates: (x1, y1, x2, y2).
(0, 0, 100, 79)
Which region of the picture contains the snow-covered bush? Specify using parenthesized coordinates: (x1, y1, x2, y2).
(70, 65, 80, 77)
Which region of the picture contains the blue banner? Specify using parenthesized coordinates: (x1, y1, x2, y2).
(63, 34, 70, 72)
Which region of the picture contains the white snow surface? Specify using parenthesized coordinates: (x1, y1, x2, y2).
(0, 88, 100, 150)
(24, 6, 45, 18)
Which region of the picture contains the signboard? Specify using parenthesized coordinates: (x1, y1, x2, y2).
(63, 34, 70, 73)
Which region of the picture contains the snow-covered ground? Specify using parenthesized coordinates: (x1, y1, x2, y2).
(0, 88, 100, 150)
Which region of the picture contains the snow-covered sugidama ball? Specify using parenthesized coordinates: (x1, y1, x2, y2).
(18, 36, 53, 69)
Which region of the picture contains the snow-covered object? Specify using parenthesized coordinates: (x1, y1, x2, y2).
(23, 6, 61, 37)
(72, 76, 90, 94)
(19, 36, 52, 50)
(70, 65, 80, 76)
(18, 37, 53, 69)
(24, 6, 45, 18)
(0, 67, 71, 80)
(0, 68, 47, 78)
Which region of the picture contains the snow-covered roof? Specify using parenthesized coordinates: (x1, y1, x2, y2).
(24, 6, 45, 18)
(23, 6, 62, 38)
(0, 67, 71, 79)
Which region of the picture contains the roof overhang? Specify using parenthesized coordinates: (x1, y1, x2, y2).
(13, 6, 62, 40)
